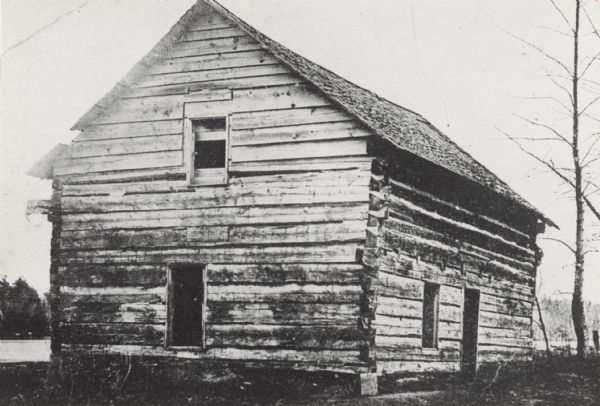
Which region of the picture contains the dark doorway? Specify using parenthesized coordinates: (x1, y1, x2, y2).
(462, 288, 480, 376)
(168, 265, 206, 348)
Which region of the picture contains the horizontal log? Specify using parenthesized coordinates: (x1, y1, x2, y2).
(230, 156, 372, 174)
(62, 344, 362, 365)
(207, 263, 364, 284)
(479, 311, 532, 330)
(168, 36, 261, 58)
(226, 222, 367, 245)
(389, 178, 531, 243)
(207, 283, 362, 303)
(67, 134, 182, 158)
(60, 302, 166, 324)
(90, 95, 184, 125)
(379, 252, 534, 302)
(182, 26, 247, 42)
(60, 167, 369, 195)
(479, 295, 533, 317)
(187, 12, 231, 31)
(61, 203, 368, 231)
(126, 74, 301, 98)
(377, 272, 423, 300)
(136, 64, 290, 88)
(477, 345, 533, 359)
(61, 227, 187, 250)
(478, 326, 532, 340)
(61, 182, 370, 214)
(231, 121, 370, 146)
(54, 150, 182, 176)
(379, 229, 533, 284)
(149, 48, 276, 75)
(90, 84, 330, 126)
(59, 264, 167, 287)
(60, 322, 165, 345)
(58, 263, 364, 288)
(383, 216, 535, 267)
(187, 84, 332, 118)
(440, 285, 463, 306)
(59, 293, 164, 309)
(206, 324, 362, 350)
(59, 243, 363, 266)
(478, 335, 533, 348)
(58, 167, 186, 186)
(376, 296, 422, 319)
(377, 360, 460, 374)
(207, 302, 359, 325)
(74, 120, 183, 142)
(61, 222, 366, 250)
(387, 194, 534, 259)
(231, 106, 353, 130)
(381, 221, 534, 277)
(231, 137, 368, 162)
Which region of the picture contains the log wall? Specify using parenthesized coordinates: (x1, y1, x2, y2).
(364, 153, 537, 375)
(49, 7, 541, 376)
(52, 9, 373, 373)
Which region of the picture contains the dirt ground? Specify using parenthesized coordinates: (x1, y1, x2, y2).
(0, 357, 598, 405)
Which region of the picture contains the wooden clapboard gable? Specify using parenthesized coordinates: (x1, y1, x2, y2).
(55, 9, 372, 179)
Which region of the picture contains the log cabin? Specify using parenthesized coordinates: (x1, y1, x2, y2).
(27, 0, 555, 395)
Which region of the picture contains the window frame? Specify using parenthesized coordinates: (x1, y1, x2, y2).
(165, 264, 208, 350)
(184, 115, 229, 186)
(422, 281, 440, 349)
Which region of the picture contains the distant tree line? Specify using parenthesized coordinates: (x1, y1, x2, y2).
(533, 296, 600, 353)
(0, 276, 49, 338)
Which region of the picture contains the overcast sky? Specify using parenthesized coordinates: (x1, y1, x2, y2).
(1, 0, 598, 302)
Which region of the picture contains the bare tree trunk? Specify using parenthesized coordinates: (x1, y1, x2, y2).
(535, 295, 552, 356)
(571, 0, 588, 359)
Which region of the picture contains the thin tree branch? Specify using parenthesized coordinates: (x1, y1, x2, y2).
(513, 114, 573, 146)
(540, 237, 576, 254)
(537, 24, 573, 38)
(579, 49, 600, 79)
(547, 73, 576, 107)
(582, 4, 600, 41)
(579, 94, 600, 115)
(583, 113, 600, 123)
(497, 127, 600, 221)
(581, 135, 600, 165)
(548, 0, 575, 32)
(508, 95, 574, 113)
(501, 28, 573, 76)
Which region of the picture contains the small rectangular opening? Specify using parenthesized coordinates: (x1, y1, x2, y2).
(194, 140, 226, 169)
(422, 282, 440, 348)
(168, 265, 206, 348)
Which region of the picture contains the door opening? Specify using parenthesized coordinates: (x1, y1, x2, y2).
(167, 265, 207, 348)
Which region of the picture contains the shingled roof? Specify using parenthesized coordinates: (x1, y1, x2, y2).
(71, 0, 554, 226)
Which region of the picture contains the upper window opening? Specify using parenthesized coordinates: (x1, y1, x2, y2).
(422, 282, 440, 348)
(186, 116, 228, 185)
(195, 140, 226, 169)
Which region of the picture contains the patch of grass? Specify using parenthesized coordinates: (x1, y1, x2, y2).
(0, 355, 598, 405)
